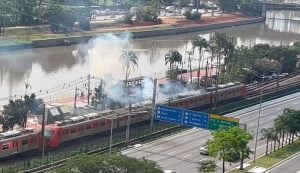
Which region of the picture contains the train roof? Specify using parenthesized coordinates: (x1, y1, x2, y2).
(0, 128, 37, 141)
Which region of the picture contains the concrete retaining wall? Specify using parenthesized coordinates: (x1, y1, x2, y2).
(1, 17, 265, 51)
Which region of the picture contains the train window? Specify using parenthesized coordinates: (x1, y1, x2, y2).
(100, 121, 105, 126)
(32, 137, 35, 143)
(180, 102, 183, 106)
(22, 140, 28, 145)
(2, 144, 9, 150)
(71, 129, 76, 133)
(86, 125, 92, 130)
(190, 100, 193, 104)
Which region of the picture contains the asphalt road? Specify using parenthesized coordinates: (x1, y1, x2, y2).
(122, 91, 300, 173)
(267, 153, 300, 173)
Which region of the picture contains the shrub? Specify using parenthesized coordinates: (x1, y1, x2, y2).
(78, 16, 90, 30)
(155, 18, 163, 24)
(136, 6, 158, 22)
(192, 12, 201, 20)
(184, 11, 201, 20)
(123, 13, 133, 24)
(184, 11, 192, 20)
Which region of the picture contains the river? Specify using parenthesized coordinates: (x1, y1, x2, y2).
(0, 10, 299, 106)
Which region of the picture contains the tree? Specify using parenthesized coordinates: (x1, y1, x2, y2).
(2, 93, 43, 130)
(165, 50, 182, 81)
(208, 127, 252, 173)
(120, 50, 139, 87)
(56, 154, 164, 173)
(260, 127, 273, 155)
(217, 0, 241, 13)
(193, 36, 209, 88)
(18, 0, 37, 26)
(197, 160, 217, 173)
(186, 50, 193, 84)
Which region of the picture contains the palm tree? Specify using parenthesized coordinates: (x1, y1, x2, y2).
(165, 50, 182, 81)
(260, 128, 273, 155)
(193, 36, 209, 89)
(120, 50, 139, 87)
(186, 50, 193, 84)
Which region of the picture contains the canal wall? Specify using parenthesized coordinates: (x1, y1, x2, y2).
(0, 17, 265, 51)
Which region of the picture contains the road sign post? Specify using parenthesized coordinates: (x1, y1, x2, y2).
(155, 105, 240, 131)
(208, 114, 239, 131)
(182, 110, 209, 129)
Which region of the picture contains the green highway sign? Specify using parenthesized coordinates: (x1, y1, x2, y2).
(208, 114, 239, 131)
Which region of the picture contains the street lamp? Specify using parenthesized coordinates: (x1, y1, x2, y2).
(242, 68, 266, 163)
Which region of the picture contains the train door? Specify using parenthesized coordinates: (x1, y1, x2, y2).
(12, 141, 18, 153)
(79, 126, 84, 136)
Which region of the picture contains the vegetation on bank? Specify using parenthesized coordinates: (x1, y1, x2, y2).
(0, 0, 261, 41)
(164, 32, 300, 87)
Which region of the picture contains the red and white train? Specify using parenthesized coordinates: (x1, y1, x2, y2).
(0, 83, 246, 160)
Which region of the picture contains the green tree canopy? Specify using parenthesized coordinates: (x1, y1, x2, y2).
(208, 127, 252, 172)
(56, 154, 164, 173)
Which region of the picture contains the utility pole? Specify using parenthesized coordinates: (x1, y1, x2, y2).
(74, 86, 78, 108)
(109, 117, 114, 155)
(0, 0, 3, 36)
(41, 104, 46, 161)
(125, 103, 132, 146)
(87, 74, 91, 105)
(150, 78, 157, 128)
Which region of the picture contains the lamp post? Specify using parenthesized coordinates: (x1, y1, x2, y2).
(242, 68, 265, 163)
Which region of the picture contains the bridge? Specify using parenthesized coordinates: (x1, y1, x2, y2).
(254, 0, 300, 17)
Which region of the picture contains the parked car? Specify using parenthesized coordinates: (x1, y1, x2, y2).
(199, 145, 209, 155)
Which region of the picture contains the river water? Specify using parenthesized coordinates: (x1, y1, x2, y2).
(0, 10, 299, 106)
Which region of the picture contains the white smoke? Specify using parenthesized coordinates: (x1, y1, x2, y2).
(72, 33, 204, 106)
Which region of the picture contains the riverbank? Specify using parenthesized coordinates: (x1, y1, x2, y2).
(0, 14, 264, 51)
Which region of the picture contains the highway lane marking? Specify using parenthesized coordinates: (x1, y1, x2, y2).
(182, 153, 192, 158)
(276, 107, 281, 110)
(249, 123, 255, 127)
(152, 148, 162, 152)
(167, 151, 176, 155)
(293, 102, 298, 105)
(270, 116, 273, 119)
(183, 137, 191, 141)
(231, 93, 300, 118)
(199, 158, 207, 162)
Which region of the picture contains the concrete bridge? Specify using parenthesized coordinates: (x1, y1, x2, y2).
(254, 0, 300, 17)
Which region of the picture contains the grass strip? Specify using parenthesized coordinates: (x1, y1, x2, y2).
(229, 140, 300, 173)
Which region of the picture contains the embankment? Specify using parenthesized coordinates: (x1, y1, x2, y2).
(0, 17, 265, 51)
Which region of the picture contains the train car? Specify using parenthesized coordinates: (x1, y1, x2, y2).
(168, 83, 246, 109)
(46, 108, 151, 148)
(0, 128, 40, 159)
(0, 83, 246, 159)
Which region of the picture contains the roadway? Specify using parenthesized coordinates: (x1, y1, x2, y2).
(267, 153, 300, 173)
(122, 91, 300, 173)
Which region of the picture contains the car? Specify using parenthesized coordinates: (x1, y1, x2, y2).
(164, 170, 176, 173)
(199, 145, 209, 155)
